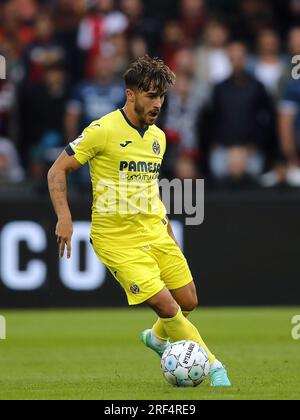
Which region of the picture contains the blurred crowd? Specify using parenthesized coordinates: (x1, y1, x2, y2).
(2, 0, 300, 191)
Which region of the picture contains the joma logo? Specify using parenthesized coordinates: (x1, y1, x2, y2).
(0, 55, 6, 80)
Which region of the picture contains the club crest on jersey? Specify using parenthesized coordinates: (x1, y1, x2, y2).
(153, 139, 161, 155)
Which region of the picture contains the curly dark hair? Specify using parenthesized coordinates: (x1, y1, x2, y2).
(123, 55, 176, 94)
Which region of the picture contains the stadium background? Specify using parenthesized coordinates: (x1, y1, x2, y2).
(0, 0, 300, 308)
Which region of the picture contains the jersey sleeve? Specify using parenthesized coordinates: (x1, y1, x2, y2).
(65, 122, 108, 165)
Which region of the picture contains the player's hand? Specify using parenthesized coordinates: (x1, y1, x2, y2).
(55, 218, 73, 259)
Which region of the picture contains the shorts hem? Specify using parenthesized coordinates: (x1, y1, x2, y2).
(167, 277, 194, 291)
(127, 284, 166, 306)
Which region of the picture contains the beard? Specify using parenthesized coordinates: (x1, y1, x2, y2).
(134, 99, 160, 127)
(134, 101, 148, 127)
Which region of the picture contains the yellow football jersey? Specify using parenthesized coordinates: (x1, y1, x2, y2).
(66, 109, 169, 248)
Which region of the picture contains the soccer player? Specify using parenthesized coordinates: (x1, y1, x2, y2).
(48, 55, 231, 387)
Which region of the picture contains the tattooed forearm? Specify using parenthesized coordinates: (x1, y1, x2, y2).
(47, 152, 82, 259)
(48, 151, 82, 222)
(49, 180, 67, 194)
(48, 169, 71, 219)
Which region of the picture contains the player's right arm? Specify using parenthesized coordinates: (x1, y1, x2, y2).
(48, 151, 82, 259)
(48, 121, 108, 259)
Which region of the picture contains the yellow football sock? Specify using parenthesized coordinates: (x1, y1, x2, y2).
(152, 318, 168, 341)
(152, 310, 192, 341)
(160, 307, 216, 365)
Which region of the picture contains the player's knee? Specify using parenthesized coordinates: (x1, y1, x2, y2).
(158, 301, 179, 319)
(181, 293, 198, 312)
(149, 295, 179, 319)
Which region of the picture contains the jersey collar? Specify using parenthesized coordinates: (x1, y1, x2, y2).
(120, 109, 149, 138)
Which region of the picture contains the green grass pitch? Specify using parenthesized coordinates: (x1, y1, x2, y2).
(0, 308, 299, 400)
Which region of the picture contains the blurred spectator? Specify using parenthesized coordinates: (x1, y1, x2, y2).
(52, 0, 85, 35)
(0, 0, 36, 50)
(142, 0, 178, 22)
(65, 54, 125, 142)
(23, 13, 67, 83)
(9, 0, 38, 23)
(0, 137, 24, 183)
(174, 48, 197, 77)
(250, 28, 285, 97)
(0, 79, 17, 140)
(77, 3, 105, 66)
(0, 38, 25, 85)
(279, 27, 300, 94)
(265, 26, 300, 187)
(121, 0, 143, 24)
(160, 21, 186, 70)
(288, 0, 300, 27)
(209, 42, 272, 184)
(179, 0, 207, 46)
(129, 35, 148, 60)
(1, 0, 300, 190)
(288, 26, 300, 57)
(233, 0, 276, 49)
(206, 0, 235, 15)
(77, 0, 128, 78)
(163, 50, 209, 179)
(107, 32, 130, 77)
(51, 0, 86, 83)
(120, 0, 161, 55)
(278, 79, 300, 186)
(26, 63, 70, 181)
(195, 18, 232, 86)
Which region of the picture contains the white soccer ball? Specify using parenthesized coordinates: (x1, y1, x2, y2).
(161, 341, 210, 387)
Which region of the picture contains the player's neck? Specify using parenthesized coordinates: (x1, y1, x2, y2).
(122, 104, 147, 129)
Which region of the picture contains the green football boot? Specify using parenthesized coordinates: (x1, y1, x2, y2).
(141, 329, 170, 358)
(210, 367, 232, 387)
